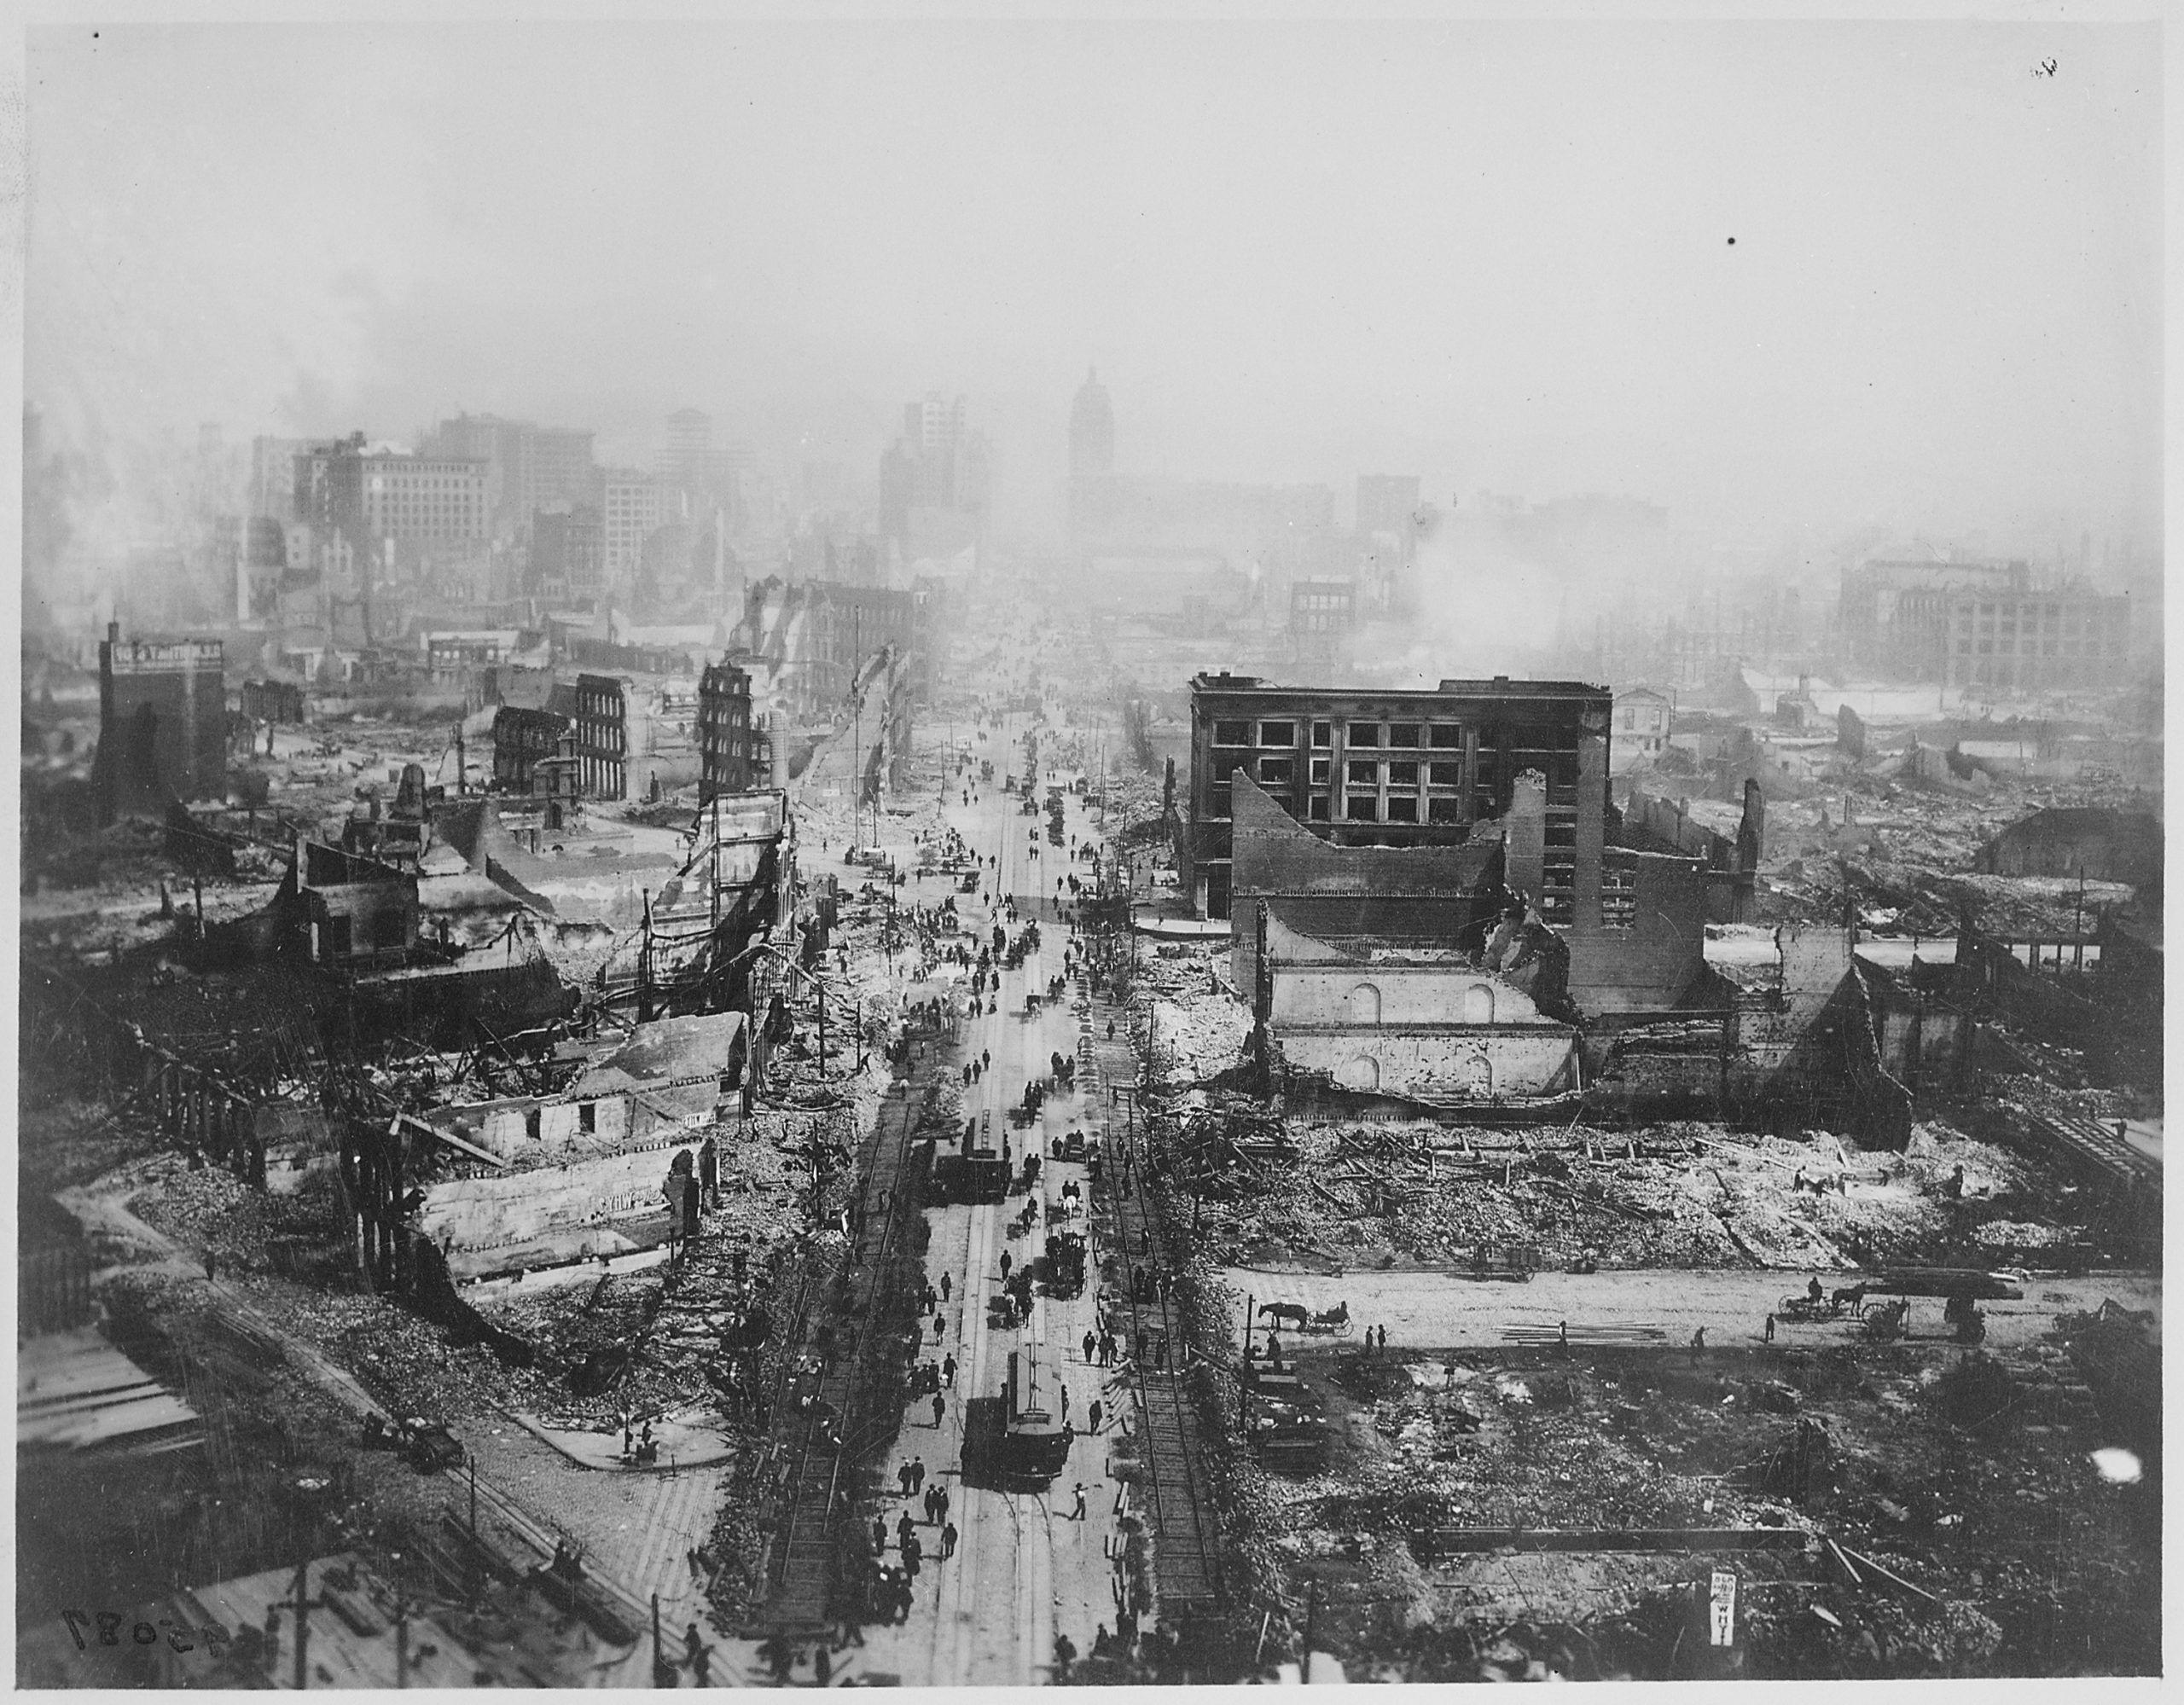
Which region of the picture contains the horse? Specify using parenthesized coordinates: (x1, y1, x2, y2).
(1831, 1285, 1868, 1317)
(1259, 1302, 1310, 1331)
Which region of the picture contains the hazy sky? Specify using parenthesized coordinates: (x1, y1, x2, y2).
(25, 18, 2164, 546)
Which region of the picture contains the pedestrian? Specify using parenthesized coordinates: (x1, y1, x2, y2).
(873, 1517, 887, 1554)
(897, 1461, 913, 1496)
(934, 1314, 945, 1343)
(897, 1511, 915, 1550)
(1072, 1482, 1089, 1520)
(1000, 1250, 1013, 1283)
(941, 1520, 958, 1559)
(943, 1353, 957, 1389)
(1764, 1313, 1776, 1343)
(1692, 1325, 1708, 1351)
(933, 1484, 948, 1521)
(924, 1486, 938, 1524)
(1107, 1019, 1115, 1041)
(941, 1273, 952, 1302)
(1083, 1329, 1097, 1365)
(933, 1392, 946, 1429)
(1559, 1320, 1569, 1349)
(910, 1456, 925, 1495)
(1089, 1399, 1103, 1433)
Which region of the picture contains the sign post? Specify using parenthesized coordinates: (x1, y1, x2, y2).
(1708, 1570, 1737, 1648)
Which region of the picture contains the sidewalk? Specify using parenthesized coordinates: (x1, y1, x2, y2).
(508, 1406, 738, 1471)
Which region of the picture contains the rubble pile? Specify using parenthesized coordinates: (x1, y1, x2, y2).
(1129, 942, 1252, 1087)
(1239, 1330, 2158, 1679)
(125, 1152, 349, 1280)
(1197, 1118, 2081, 1273)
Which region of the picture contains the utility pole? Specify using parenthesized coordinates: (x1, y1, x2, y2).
(467, 1460, 479, 1610)
(852, 606, 863, 850)
(275, 1549, 320, 1691)
(1240, 1295, 1254, 1434)
(389, 1554, 409, 1689)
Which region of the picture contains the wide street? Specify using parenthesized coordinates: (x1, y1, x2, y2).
(822, 704, 1138, 1687)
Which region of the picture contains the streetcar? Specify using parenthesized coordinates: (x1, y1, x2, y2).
(996, 1345, 1072, 1484)
(932, 1149, 1010, 1206)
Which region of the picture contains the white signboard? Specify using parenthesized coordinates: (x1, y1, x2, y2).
(1709, 1570, 1738, 1647)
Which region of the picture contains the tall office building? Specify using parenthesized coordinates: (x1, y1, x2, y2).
(531, 507, 607, 602)
(879, 392, 990, 548)
(422, 415, 597, 540)
(249, 437, 312, 523)
(601, 469, 664, 590)
(658, 409, 717, 501)
(531, 426, 600, 512)
(1068, 368, 1115, 481)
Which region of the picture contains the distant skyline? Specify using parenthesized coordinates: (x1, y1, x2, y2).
(26, 19, 2163, 557)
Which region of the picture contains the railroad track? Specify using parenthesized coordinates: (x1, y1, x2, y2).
(1083, 983, 1223, 1616)
(753, 1057, 938, 1631)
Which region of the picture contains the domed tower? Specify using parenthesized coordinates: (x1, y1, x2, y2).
(1068, 368, 1114, 482)
(1067, 368, 1115, 546)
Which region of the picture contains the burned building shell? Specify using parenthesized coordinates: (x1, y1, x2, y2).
(1182, 672, 1612, 925)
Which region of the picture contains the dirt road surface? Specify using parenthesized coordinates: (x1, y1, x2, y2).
(1220, 1265, 2160, 1354)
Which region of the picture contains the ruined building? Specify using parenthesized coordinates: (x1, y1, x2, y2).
(570, 673, 629, 800)
(491, 704, 572, 794)
(732, 578, 921, 720)
(698, 660, 758, 799)
(1973, 806, 2163, 890)
(1182, 673, 1614, 925)
(1228, 769, 1715, 1041)
(93, 626, 227, 825)
(346, 1012, 750, 1296)
(1618, 779, 1764, 924)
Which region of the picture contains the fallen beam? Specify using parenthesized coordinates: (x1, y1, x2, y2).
(1428, 1527, 1809, 1555)
(1831, 1540, 1943, 1605)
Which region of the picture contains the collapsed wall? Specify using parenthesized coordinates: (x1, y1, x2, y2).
(416, 1138, 704, 1280)
(1587, 924, 1916, 1149)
